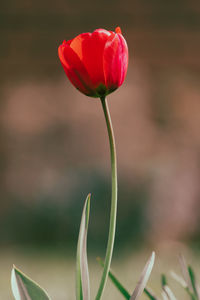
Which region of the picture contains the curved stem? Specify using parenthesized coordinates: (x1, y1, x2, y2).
(95, 96, 118, 300)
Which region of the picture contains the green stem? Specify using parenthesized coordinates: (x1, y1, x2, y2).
(95, 96, 118, 300)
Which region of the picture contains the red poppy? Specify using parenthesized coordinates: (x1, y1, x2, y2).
(58, 27, 128, 98)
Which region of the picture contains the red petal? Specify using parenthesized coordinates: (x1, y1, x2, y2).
(103, 32, 128, 89)
(58, 43, 96, 96)
(115, 27, 122, 34)
(70, 29, 112, 88)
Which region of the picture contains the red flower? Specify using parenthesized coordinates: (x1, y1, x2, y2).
(58, 27, 128, 98)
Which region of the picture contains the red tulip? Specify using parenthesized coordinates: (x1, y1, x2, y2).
(58, 27, 128, 98)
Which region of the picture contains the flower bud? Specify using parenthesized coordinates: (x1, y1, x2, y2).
(58, 27, 128, 98)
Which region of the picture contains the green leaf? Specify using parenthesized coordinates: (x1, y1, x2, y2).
(97, 257, 158, 300)
(170, 271, 187, 289)
(130, 252, 155, 300)
(11, 266, 51, 300)
(179, 254, 193, 291)
(144, 287, 159, 300)
(161, 291, 168, 300)
(97, 257, 130, 300)
(161, 274, 177, 300)
(161, 275, 167, 288)
(76, 194, 91, 300)
(188, 266, 199, 299)
(178, 255, 199, 300)
(162, 285, 177, 300)
(171, 271, 197, 300)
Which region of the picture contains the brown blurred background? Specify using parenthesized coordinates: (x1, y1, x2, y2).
(0, 0, 200, 298)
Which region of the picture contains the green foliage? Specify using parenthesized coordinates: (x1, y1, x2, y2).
(161, 274, 167, 287)
(11, 266, 50, 300)
(130, 252, 155, 300)
(144, 287, 158, 300)
(161, 274, 177, 300)
(171, 256, 200, 300)
(97, 253, 156, 300)
(97, 257, 130, 300)
(97, 253, 200, 300)
(76, 194, 91, 300)
(188, 266, 198, 299)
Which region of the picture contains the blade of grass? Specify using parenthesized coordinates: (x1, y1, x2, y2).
(161, 275, 167, 288)
(144, 287, 159, 300)
(97, 257, 130, 300)
(196, 285, 200, 300)
(178, 255, 199, 300)
(179, 254, 193, 291)
(130, 252, 155, 300)
(171, 271, 197, 300)
(188, 266, 199, 299)
(170, 271, 187, 289)
(161, 291, 168, 300)
(161, 273, 177, 300)
(162, 285, 177, 300)
(97, 257, 158, 300)
(76, 194, 91, 300)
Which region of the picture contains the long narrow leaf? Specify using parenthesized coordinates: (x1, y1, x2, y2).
(171, 271, 197, 300)
(144, 287, 159, 300)
(179, 254, 193, 291)
(161, 274, 177, 300)
(76, 194, 91, 300)
(178, 255, 199, 300)
(97, 257, 130, 300)
(162, 285, 177, 300)
(161, 291, 169, 300)
(170, 271, 187, 289)
(188, 266, 199, 299)
(161, 275, 167, 288)
(130, 252, 155, 300)
(11, 266, 50, 300)
(196, 285, 200, 300)
(97, 257, 158, 300)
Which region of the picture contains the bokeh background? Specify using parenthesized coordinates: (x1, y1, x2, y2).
(1, 0, 200, 299)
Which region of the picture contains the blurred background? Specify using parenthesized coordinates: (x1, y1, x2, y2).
(1, 0, 200, 299)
